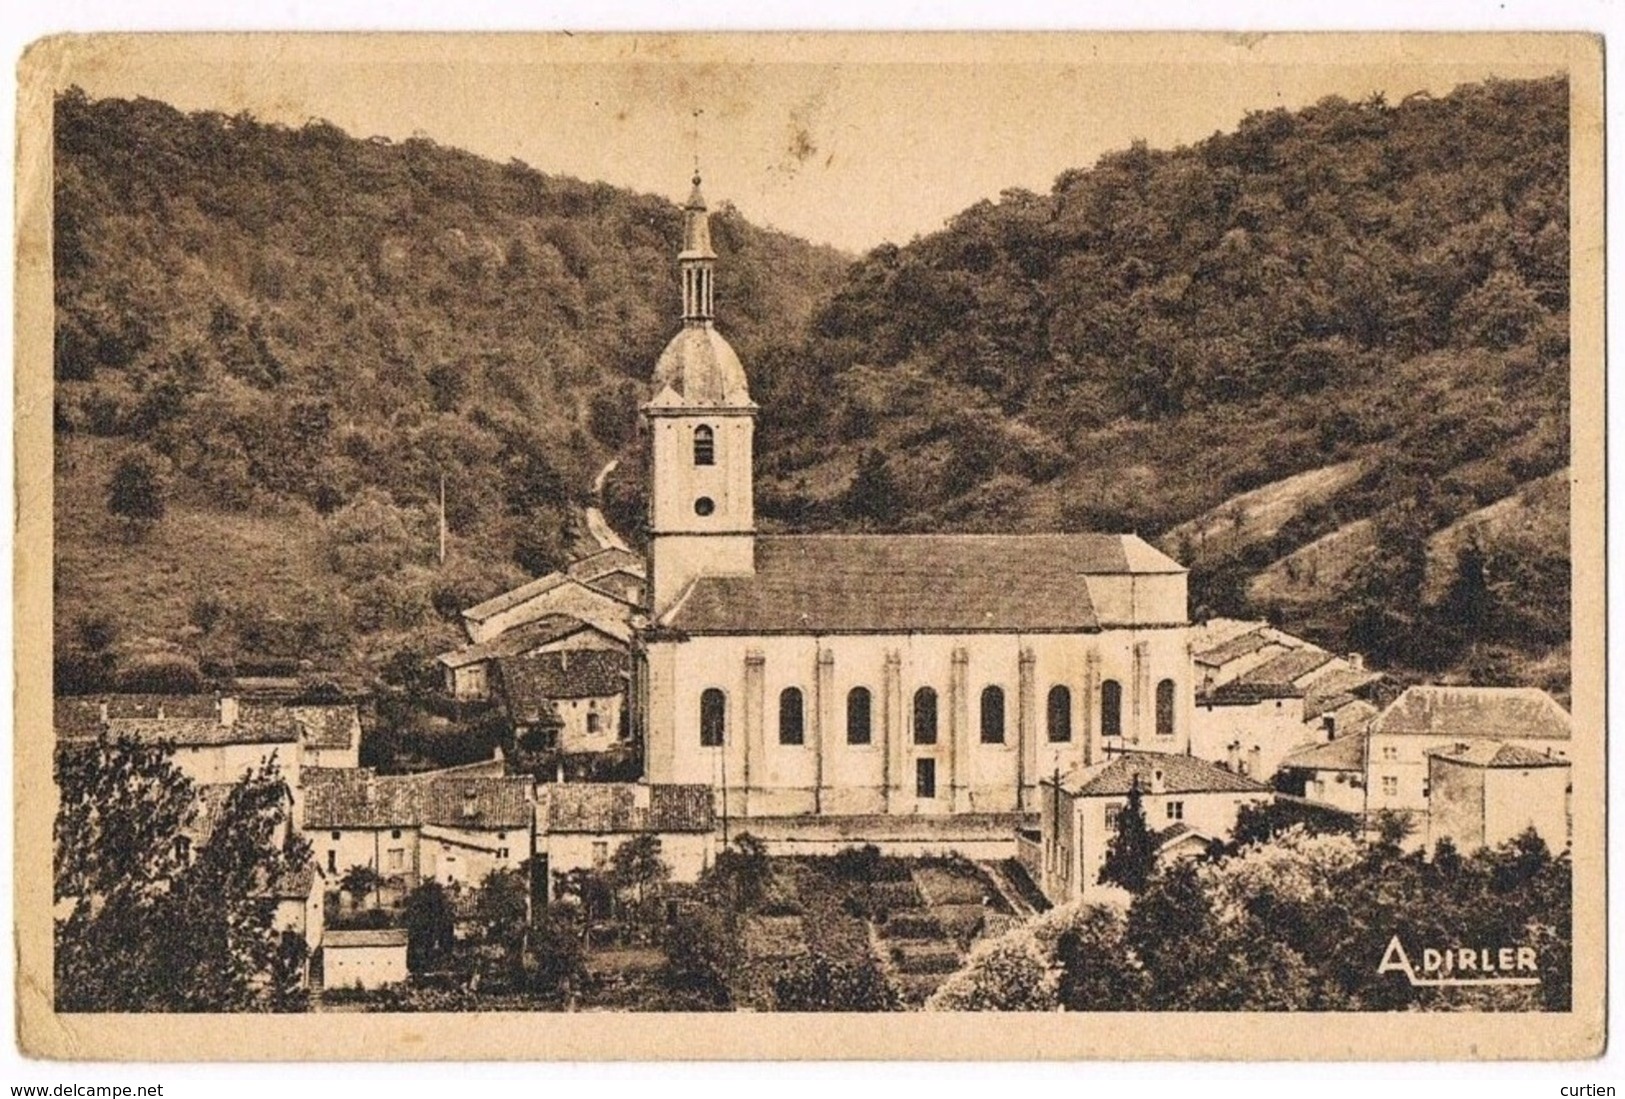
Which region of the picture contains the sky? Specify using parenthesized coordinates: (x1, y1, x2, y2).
(60, 35, 1571, 253)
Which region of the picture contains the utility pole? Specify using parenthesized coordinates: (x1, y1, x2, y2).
(438, 470, 447, 566)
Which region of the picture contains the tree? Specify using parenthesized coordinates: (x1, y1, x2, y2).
(777, 956, 899, 1012)
(339, 863, 383, 907)
(55, 738, 311, 1011)
(924, 932, 1055, 1011)
(610, 834, 670, 916)
(107, 451, 167, 533)
(402, 879, 457, 971)
(843, 449, 901, 527)
(473, 867, 531, 966)
(710, 832, 772, 912)
(663, 904, 733, 1007)
(1098, 776, 1158, 893)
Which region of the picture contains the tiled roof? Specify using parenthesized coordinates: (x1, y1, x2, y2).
(301, 768, 533, 831)
(1193, 629, 1278, 667)
(287, 704, 362, 751)
(1238, 649, 1335, 689)
(463, 573, 572, 622)
(1188, 618, 1267, 655)
(324, 928, 408, 949)
(266, 863, 319, 899)
(567, 548, 645, 583)
(1372, 687, 1572, 741)
(99, 710, 304, 748)
(1427, 740, 1571, 769)
(1203, 680, 1304, 704)
(1303, 668, 1385, 720)
(436, 614, 615, 669)
(661, 533, 1183, 635)
(1280, 733, 1367, 772)
(499, 651, 627, 717)
(55, 694, 219, 738)
(539, 783, 715, 834)
(1057, 751, 1270, 797)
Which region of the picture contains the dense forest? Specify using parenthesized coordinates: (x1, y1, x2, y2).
(54, 76, 1571, 701)
(51, 89, 849, 692)
(614, 75, 1567, 695)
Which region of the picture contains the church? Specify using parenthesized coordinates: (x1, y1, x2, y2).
(635, 175, 1195, 822)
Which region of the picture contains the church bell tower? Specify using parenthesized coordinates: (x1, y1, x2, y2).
(644, 174, 758, 615)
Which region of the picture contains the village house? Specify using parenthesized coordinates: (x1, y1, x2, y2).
(1035, 751, 1271, 905)
(1364, 686, 1571, 818)
(268, 862, 326, 983)
(1426, 740, 1571, 854)
(1190, 619, 1297, 693)
(499, 649, 629, 753)
(460, 572, 640, 647)
(437, 612, 630, 701)
(535, 782, 716, 892)
(636, 174, 1195, 828)
(54, 694, 363, 788)
(1187, 619, 1389, 785)
(566, 547, 648, 606)
(1277, 732, 1370, 816)
(321, 928, 408, 991)
(301, 766, 534, 889)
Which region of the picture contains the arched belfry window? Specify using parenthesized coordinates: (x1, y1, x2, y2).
(980, 686, 1006, 744)
(693, 425, 715, 466)
(1101, 679, 1123, 737)
(847, 687, 872, 745)
(913, 688, 938, 745)
(1156, 678, 1177, 737)
(779, 687, 805, 746)
(700, 688, 726, 747)
(1047, 685, 1072, 743)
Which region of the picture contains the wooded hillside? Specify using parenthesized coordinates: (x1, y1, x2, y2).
(712, 76, 1570, 695)
(54, 77, 1572, 699)
(51, 89, 849, 688)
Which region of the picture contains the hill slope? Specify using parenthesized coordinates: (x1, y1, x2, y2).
(710, 76, 1570, 689)
(52, 90, 850, 685)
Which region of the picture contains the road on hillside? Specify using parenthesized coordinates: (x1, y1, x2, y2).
(586, 458, 632, 552)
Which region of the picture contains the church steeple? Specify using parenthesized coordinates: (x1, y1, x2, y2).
(680, 173, 716, 325)
(644, 170, 757, 614)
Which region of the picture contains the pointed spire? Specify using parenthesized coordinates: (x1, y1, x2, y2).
(679, 171, 716, 324)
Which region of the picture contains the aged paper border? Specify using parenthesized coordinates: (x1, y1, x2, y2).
(13, 30, 1606, 1061)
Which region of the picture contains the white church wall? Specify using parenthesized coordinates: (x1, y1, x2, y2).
(645, 623, 1194, 821)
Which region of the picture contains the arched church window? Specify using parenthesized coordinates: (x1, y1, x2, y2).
(913, 687, 938, 745)
(847, 687, 872, 745)
(1047, 685, 1072, 743)
(1156, 678, 1176, 737)
(693, 425, 715, 466)
(779, 687, 805, 746)
(980, 686, 1006, 744)
(1101, 679, 1123, 737)
(700, 688, 726, 747)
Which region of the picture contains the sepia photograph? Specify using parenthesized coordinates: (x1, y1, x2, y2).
(12, 31, 1605, 1059)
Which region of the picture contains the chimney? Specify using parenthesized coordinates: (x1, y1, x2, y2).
(462, 785, 478, 819)
(1322, 715, 1336, 741)
(1347, 652, 1365, 672)
(98, 700, 109, 723)
(633, 784, 652, 811)
(1150, 767, 1166, 795)
(218, 696, 239, 727)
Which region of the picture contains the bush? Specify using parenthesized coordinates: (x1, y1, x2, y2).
(881, 911, 942, 940)
(664, 905, 733, 1007)
(772, 956, 899, 1012)
(925, 931, 1058, 1011)
(891, 942, 964, 975)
